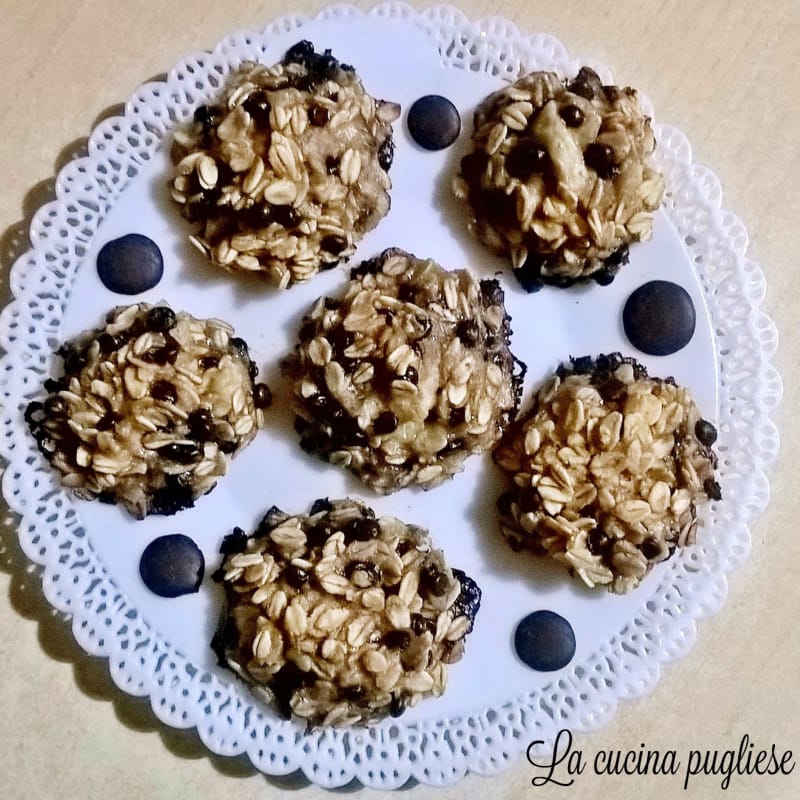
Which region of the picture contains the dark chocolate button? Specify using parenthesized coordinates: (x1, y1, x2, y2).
(622, 280, 696, 356)
(407, 95, 461, 151)
(97, 233, 164, 295)
(514, 610, 576, 671)
(139, 534, 204, 598)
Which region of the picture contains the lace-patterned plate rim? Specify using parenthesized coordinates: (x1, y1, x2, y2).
(0, 2, 782, 790)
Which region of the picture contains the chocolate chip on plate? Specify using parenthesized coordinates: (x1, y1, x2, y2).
(623, 280, 697, 356)
(96, 233, 164, 295)
(139, 533, 205, 598)
(514, 609, 576, 671)
(407, 95, 461, 151)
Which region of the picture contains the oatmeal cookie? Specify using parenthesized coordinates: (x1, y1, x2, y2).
(453, 67, 665, 289)
(282, 248, 525, 493)
(494, 353, 720, 593)
(170, 41, 400, 288)
(26, 303, 270, 519)
(211, 498, 481, 726)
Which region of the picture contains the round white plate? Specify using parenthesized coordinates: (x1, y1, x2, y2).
(0, 2, 781, 789)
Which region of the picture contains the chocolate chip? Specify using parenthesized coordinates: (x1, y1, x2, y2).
(242, 92, 272, 127)
(312, 52, 339, 81)
(219, 526, 250, 556)
(455, 319, 481, 348)
(254, 383, 272, 409)
(640, 537, 662, 560)
(193, 105, 221, 127)
(402, 365, 419, 385)
(587, 528, 612, 556)
(420, 563, 450, 597)
(460, 151, 490, 184)
(285, 564, 311, 589)
(58, 343, 87, 375)
(143, 335, 180, 365)
(258, 506, 290, 532)
(310, 497, 333, 515)
(704, 478, 722, 501)
(321, 234, 347, 255)
(390, 693, 408, 718)
(308, 105, 330, 126)
(410, 615, 435, 640)
(349, 256, 383, 279)
(378, 136, 394, 171)
(595, 352, 624, 373)
(284, 40, 315, 63)
(605, 244, 630, 267)
(270, 205, 299, 228)
(151, 379, 178, 403)
(306, 522, 334, 549)
(97, 332, 122, 354)
(148, 474, 196, 516)
(342, 685, 366, 703)
(329, 327, 354, 355)
(229, 336, 249, 359)
(583, 142, 619, 179)
(594, 270, 618, 287)
(381, 630, 411, 650)
(505, 143, 550, 179)
(568, 67, 604, 100)
(43, 395, 67, 417)
(325, 155, 340, 175)
(571, 355, 595, 374)
(559, 104, 584, 127)
(268, 661, 315, 719)
(343, 518, 380, 542)
(96, 410, 118, 431)
(160, 442, 201, 464)
(479, 279, 505, 308)
(187, 408, 214, 441)
(695, 419, 718, 447)
(145, 305, 176, 333)
(372, 410, 398, 435)
(514, 252, 548, 293)
(43, 377, 66, 393)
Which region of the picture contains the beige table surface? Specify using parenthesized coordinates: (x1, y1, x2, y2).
(1, 1, 798, 798)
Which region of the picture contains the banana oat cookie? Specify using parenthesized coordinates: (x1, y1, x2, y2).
(26, 303, 270, 519)
(494, 353, 720, 593)
(170, 41, 400, 288)
(211, 498, 481, 726)
(282, 248, 525, 493)
(453, 67, 665, 289)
